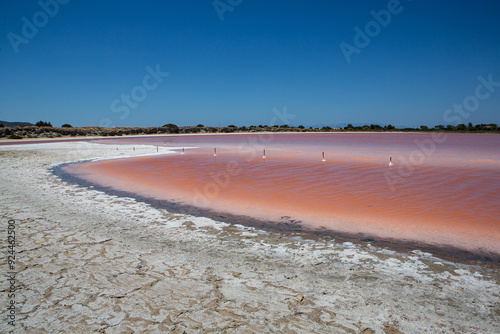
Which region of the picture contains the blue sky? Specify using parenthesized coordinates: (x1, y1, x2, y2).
(1, 0, 499, 128)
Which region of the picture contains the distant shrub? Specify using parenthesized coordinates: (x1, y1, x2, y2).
(36, 121, 52, 127)
(0, 123, 4, 128)
(7, 134, 22, 139)
(162, 123, 179, 133)
(228, 125, 236, 128)
(298, 125, 305, 129)
(196, 124, 204, 127)
(61, 124, 72, 128)
(162, 123, 178, 129)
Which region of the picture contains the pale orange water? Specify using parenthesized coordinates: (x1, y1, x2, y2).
(63, 133, 500, 255)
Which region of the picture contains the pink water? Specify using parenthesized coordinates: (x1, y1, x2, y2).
(63, 133, 500, 256)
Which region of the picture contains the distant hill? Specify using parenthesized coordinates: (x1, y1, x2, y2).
(0, 120, 34, 127)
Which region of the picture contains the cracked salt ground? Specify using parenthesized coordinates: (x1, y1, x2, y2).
(0, 141, 499, 333)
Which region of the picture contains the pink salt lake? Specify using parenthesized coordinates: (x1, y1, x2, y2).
(62, 133, 500, 256)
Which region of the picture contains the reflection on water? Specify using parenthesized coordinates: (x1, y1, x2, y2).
(64, 133, 500, 255)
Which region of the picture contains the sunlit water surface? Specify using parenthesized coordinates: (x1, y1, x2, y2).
(63, 133, 500, 255)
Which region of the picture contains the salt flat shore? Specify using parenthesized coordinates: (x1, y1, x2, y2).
(0, 142, 499, 333)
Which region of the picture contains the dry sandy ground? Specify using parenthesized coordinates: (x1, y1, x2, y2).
(0, 141, 499, 333)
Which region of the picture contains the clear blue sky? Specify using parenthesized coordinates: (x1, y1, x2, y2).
(1, 0, 499, 128)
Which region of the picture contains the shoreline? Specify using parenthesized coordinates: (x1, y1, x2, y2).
(1, 141, 499, 332)
(1, 130, 499, 145)
(54, 160, 500, 265)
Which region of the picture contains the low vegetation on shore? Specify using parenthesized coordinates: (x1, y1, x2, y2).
(1, 121, 498, 139)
